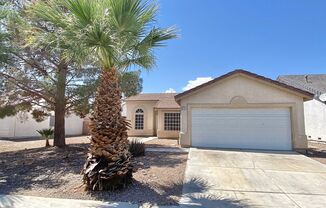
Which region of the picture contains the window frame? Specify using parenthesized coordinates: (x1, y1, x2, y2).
(164, 112, 180, 131)
(134, 108, 144, 130)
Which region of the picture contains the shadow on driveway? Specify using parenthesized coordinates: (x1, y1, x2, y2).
(180, 177, 250, 208)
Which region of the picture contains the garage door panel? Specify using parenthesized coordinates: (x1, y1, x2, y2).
(191, 108, 292, 150)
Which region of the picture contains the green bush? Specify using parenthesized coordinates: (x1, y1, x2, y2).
(129, 139, 145, 157)
(37, 128, 54, 147)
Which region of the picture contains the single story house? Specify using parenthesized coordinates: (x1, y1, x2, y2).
(277, 74, 326, 141)
(127, 70, 314, 151)
(126, 93, 180, 138)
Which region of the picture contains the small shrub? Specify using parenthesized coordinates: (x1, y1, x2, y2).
(129, 139, 145, 157)
(37, 128, 54, 147)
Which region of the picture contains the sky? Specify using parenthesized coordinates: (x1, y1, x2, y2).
(140, 0, 326, 93)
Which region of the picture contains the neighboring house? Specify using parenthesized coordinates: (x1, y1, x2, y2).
(0, 112, 84, 138)
(277, 74, 326, 141)
(126, 93, 180, 138)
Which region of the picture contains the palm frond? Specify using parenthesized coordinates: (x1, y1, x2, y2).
(106, 0, 156, 35)
(118, 51, 155, 70)
(63, 0, 98, 28)
(37, 128, 54, 138)
(27, 0, 177, 70)
(27, 0, 67, 28)
(140, 27, 178, 48)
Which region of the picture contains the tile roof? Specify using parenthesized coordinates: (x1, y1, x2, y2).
(277, 74, 326, 96)
(155, 100, 180, 109)
(126, 93, 180, 109)
(175, 69, 314, 101)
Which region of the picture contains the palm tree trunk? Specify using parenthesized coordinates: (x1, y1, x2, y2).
(83, 67, 132, 191)
(45, 138, 50, 147)
(53, 64, 67, 147)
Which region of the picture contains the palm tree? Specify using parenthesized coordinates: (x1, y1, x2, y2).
(29, 0, 176, 190)
(37, 128, 54, 147)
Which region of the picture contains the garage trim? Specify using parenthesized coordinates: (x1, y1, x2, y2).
(187, 102, 297, 149)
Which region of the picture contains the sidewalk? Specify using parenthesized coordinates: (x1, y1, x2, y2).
(0, 195, 180, 208)
(0, 195, 136, 208)
(146, 147, 189, 153)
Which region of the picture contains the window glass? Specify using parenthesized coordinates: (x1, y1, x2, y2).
(164, 113, 180, 131)
(135, 109, 144, 130)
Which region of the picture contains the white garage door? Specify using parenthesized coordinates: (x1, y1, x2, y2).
(192, 108, 292, 150)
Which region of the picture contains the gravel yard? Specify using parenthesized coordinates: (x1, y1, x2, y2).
(0, 138, 188, 205)
(306, 140, 326, 165)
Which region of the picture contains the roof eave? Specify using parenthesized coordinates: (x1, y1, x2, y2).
(154, 107, 181, 110)
(175, 70, 314, 102)
(125, 99, 159, 102)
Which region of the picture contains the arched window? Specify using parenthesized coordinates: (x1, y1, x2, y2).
(135, 109, 144, 130)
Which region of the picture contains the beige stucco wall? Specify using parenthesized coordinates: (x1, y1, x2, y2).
(126, 99, 180, 138)
(304, 99, 326, 141)
(157, 109, 180, 138)
(126, 100, 157, 136)
(178, 74, 308, 150)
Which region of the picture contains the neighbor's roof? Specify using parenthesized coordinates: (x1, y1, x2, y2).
(175, 69, 314, 101)
(277, 74, 326, 96)
(126, 93, 180, 109)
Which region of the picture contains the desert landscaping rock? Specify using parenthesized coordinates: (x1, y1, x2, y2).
(0, 140, 187, 205)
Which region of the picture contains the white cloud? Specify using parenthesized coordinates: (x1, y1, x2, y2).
(165, 88, 176, 93)
(182, 77, 213, 91)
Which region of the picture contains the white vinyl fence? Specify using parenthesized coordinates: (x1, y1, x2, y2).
(0, 112, 84, 138)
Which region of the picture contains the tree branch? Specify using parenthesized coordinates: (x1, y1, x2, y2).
(11, 51, 57, 83)
(15, 97, 53, 110)
(0, 72, 55, 104)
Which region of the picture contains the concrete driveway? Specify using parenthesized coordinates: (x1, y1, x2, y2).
(180, 148, 326, 208)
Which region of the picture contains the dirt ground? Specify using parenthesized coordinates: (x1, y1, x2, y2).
(145, 138, 180, 148)
(0, 138, 188, 205)
(0, 136, 180, 152)
(0, 136, 90, 152)
(306, 140, 326, 165)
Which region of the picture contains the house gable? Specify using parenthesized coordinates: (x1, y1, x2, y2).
(176, 70, 313, 102)
(178, 74, 308, 105)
